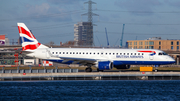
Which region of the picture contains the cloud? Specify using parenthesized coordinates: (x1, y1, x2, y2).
(25, 3, 72, 22)
(115, 0, 162, 15)
(47, 0, 85, 5)
(164, 0, 180, 8)
(26, 3, 50, 16)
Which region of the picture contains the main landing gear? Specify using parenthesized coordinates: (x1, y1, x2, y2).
(154, 65, 159, 72)
(85, 65, 104, 72)
(85, 64, 93, 72)
(85, 67, 92, 72)
(97, 68, 103, 72)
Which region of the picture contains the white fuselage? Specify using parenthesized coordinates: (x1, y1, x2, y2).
(27, 48, 175, 66)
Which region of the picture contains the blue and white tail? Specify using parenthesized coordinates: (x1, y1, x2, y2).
(17, 23, 48, 51)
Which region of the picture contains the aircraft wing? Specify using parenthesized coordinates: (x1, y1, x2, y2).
(59, 56, 112, 65)
(59, 56, 97, 65)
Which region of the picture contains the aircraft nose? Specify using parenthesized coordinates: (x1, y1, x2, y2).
(169, 58, 176, 64)
(170, 60, 176, 64)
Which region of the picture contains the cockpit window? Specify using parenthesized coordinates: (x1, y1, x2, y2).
(163, 52, 168, 55)
(159, 53, 162, 55)
(159, 52, 168, 55)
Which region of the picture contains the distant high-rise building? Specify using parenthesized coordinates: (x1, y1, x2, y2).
(5, 37, 9, 45)
(74, 22, 93, 46)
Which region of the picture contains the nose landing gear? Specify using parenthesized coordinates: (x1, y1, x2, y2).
(154, 65, 159, 72)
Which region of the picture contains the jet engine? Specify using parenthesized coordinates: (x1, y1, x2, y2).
(95, 61, 113, 70)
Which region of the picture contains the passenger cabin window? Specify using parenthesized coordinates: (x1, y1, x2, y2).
(124, 53, 125, 55)
(63, 52, 65, 54)
(113, 53, 115, 55)
(59, 52, 61, 54)
(109, 53, 111, 55)
(56, 52, 58, 54)
(127, 53, 129, 55)
(66, 52, 68, 54)
(138, 53, 140, 55)
(52, 52, 54, 54)
(131, 53, 133, 55)
(134, 53, 136, 55)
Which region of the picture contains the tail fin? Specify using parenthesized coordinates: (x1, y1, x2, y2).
(17, 23, 48, 51)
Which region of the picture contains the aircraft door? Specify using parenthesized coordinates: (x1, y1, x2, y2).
(149, 55, 154, 60)
(46, 49, 50, 58)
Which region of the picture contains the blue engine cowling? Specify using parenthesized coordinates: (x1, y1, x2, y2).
(96, 61, 113, 70)
(114, 65, 130, 69)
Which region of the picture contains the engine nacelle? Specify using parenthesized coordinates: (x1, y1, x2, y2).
(95, 61, 113, 70)
(114, 65, 130, 69)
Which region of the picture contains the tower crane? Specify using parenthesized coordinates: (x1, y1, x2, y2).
(105, 27, 110, 47)
(120, 24, 125, 47)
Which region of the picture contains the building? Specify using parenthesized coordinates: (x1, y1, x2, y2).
(74, 22, 93, 46)
(0, 35, 9, 46)
(0, 50, 39, 66)
(127, 37, 180, 51)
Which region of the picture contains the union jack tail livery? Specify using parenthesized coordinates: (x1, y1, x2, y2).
(17, 23, 48, 51)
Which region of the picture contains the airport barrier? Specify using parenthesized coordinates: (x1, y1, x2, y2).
(1, 72, 180, 81)
(0, 69, 78, 73)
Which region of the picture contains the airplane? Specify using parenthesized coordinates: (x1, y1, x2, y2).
(17, 23, 176, 72)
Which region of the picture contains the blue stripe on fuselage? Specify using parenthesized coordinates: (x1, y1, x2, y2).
(113, 61, 175, 65)
(45, 59, 175, 65)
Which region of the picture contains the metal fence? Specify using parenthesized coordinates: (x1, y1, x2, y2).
(0, 69, 78, 73)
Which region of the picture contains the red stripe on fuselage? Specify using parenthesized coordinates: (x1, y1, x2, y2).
(22, 43, 41, 50)
(138, 51, 156, 53)
(18, 26, 36, 39)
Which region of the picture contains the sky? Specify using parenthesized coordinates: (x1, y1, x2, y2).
(0, 0, 180, 47)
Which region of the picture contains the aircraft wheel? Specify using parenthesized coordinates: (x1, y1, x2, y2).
(85, 68, 92, 72)
(97, 68, 103, 72)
